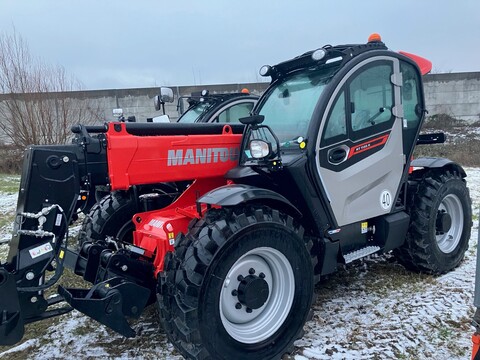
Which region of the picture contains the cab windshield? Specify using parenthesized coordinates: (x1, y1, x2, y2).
(178, 102, 215, 123)
(257, 66, 338, 146)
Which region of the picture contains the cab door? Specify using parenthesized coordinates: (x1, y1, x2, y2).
(315, 57, 404, 227)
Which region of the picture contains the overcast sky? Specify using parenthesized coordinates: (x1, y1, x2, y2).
(1, 0, 479, 90)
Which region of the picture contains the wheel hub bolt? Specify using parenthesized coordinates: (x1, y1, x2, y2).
(246, 307, 253, 313)
(249, 268, 255, 275)
(231, 289, 238, 296)
(25, 272, 35, 281)
(235, 302, 242, 309)
(259, 272, 266, 279)
(237, 275, 244, 281)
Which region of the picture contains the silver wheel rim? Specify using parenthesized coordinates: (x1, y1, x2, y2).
(436, 193, 464, 253)
(219, 247, 294, 344)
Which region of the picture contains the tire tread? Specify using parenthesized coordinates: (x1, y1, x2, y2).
(158, 205, 316, 360)
(394, 170, 471, 274)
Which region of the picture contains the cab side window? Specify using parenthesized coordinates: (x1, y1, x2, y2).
(350, 64, 394, 134)
(321, 61, 394, 146)
(400, 60, 424, 156)
(400, 61, 422, 126)
(217, 102, 254, 123)
(324, 91, 347, 140)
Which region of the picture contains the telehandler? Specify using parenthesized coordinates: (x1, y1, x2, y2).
(0, 34, 471, 360)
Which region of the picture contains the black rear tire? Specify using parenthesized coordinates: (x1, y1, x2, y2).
(394, 170, 471, 274)
(158, 205, 315, 360)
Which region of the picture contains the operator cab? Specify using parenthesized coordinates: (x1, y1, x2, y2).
(239, 34, 430, 232)
(176, 89, 258, 124)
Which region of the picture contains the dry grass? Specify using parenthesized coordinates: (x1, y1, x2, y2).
(415, 114, 480, 167)
(0, 146, 23, 174)
(414, 138, 480, 167)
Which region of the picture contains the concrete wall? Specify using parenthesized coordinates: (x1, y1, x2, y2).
(0, 72, 479, 132)
(423, 72, 480, 121)
(58, 72, 480, 123)
(58, 82, 270, 123)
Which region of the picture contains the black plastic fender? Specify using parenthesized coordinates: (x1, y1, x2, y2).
(198, 184, 302, 218)
(411, 157, 467, 177)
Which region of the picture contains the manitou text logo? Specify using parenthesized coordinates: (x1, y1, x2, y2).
(167, 147, 239, 166)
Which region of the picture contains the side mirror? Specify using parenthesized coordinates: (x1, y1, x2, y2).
(160, 87, 174, 103)
(239, 115, 265, 125)
(154, 87, 174, 111)
(154, 95, 162, 111)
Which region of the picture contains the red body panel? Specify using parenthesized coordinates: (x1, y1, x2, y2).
(348, 134, 389, 159)
(105, 122, 242, 274)
(132, 177, 226, 275)
(398, 51, 432, 75)
(106, 123, 243, 190)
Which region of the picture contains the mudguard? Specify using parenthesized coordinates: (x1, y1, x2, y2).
(411, 157, 467, 177)
(197, 184, 302, 218)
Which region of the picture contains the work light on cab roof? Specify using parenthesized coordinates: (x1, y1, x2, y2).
(311, 48, 326, 61)
(259, 65, 272, 77)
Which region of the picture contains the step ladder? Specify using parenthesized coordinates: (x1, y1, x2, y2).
(343, 245, 381, 264)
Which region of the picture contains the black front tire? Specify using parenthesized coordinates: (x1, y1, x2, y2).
(158, 205, 315, 360)
(78, 183, 185, 247)
(77, 191, 137, 247)
(394, 170, 472, 274)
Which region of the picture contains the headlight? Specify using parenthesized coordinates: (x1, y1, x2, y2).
(249, 140, 271, 159)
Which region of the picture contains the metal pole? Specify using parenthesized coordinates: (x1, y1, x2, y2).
(472, 208, 480, 340)
(475, 208, 480, 308)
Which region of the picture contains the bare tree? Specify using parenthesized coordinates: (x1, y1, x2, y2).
(0, 30, 103, 147)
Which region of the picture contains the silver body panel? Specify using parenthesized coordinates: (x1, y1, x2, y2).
(316, 56, 404, 226)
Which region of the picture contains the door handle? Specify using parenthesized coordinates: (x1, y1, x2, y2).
(328, 146, 348, 164)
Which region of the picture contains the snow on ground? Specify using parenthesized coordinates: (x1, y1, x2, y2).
(0, 193, 17, 245)
(0, 168, 479, 360)
(0, 193, 17, 213)
(445, 126, 480, 141)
